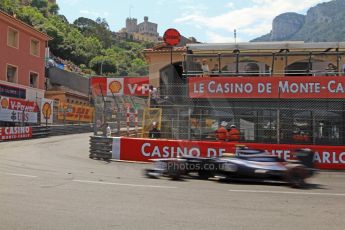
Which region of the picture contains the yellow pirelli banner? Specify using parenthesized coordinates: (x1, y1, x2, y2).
(58, 103, 94, 123)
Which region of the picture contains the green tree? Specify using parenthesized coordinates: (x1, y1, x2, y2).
(30, 0, 49, 15)
(89, 56, 117, 75)
(82, 36, 103, 63)
(48, 3, 59, 15)
(0, 0, 153, 76)
(130, 58, 148, 76)
(74, 17, 114, 48)
(0, 0, 20, 15)
(73, 17, 98, 33)
(17, 6, 46, 27)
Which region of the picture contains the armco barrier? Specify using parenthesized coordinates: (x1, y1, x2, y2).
(89, 136, 113, 160)
(109, 137, 345, 170)
(50, 124, 93, 136)
(32, 126, 50, 138)
(1, 125, 93, 142)
(0, 126, 50, 142)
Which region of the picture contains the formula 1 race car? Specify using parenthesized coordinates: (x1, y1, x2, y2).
(144, 146, 316, 188)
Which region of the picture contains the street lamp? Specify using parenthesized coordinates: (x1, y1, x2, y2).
(100, 59, 104, 76)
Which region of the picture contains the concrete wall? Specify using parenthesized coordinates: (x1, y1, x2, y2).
(145, 51, 185, 87)
(47, 67, 89, 95)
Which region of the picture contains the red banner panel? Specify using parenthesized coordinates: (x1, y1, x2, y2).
(0, 127, 32, 141)
(123, 77, 150, 96)
(90, 77, 107, 96)
(91, 77, 150, 97)
(189, 76, 345, 99)
(114, 138, 345, 170)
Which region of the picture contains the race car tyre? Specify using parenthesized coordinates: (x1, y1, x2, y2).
(286, 165, 308, 188)
(168, 170, 181, 180)
(144, 169, 160, 179)
(198, 171, 214, 180)
(167, 160, 188, 180)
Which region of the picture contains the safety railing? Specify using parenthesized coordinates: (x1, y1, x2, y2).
(89, 136, 112, 160)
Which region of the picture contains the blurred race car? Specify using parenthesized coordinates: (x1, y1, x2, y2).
(144, 146, 316, 188)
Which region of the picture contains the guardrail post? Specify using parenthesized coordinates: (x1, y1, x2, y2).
(126, 107, 130, 137)
(135, 109, 138, 137)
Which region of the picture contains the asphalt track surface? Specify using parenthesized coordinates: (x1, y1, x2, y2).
(0, 133, 345, 230)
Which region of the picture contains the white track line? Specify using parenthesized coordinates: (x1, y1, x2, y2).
(4, 173, 38, 178)
(228, 189, 345, 197)
(73, 179, 177, 189)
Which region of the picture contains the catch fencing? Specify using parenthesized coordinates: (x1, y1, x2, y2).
(91, 82, 345, 146)
(93, 95, 146, 137)
(157, 80, 345, 146)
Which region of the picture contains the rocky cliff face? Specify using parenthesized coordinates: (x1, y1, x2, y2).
(271, 13, 305, 40)
(251, 0, 345, 42)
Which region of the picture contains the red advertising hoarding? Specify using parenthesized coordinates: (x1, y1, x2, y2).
(123, 77, 150, 96)
(112, 137, 345, 170)
(189, 76, 345, 99)
(0, 97, 38, 123)
(90, 76, 107, 96)
(0, 127, 33, 141)
(91, 77, 150, 97)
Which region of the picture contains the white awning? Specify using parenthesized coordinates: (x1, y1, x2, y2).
(187, 42, 345, 52)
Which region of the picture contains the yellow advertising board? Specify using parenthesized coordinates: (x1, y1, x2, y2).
(142, 108, 162, 138)
(58, 103, 94, 123)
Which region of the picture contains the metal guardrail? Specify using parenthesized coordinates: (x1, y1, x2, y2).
(32, 126, 50, 138)
(49, 124, 93, 136)
(1, 125, 94, 142)
(89, 128, 142, 161)
(89, 136, 112, 160)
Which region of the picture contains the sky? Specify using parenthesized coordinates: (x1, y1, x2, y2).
(57, 0, 332, 43)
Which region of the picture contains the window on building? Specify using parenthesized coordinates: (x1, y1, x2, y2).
(7, 27, 19, 48)
(30, 39, 40, 57)
(29, 72, 38, 88)
(7, 65, 17, 83)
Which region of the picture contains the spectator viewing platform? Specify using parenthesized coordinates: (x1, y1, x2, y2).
(184, 41, 345, 77)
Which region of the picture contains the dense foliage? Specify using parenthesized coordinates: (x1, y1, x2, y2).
(0, 0, 152, 76)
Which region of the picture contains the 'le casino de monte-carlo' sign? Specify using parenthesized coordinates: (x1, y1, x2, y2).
(189, 76, 345, 99)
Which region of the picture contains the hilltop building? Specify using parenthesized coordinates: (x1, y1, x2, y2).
(117, 16, 160, 43)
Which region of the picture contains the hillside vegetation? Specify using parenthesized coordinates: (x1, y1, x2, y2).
(0, 0, 153, 76)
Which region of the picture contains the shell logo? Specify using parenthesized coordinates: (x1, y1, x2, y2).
(42, 102, 52, 119)
(108, 80, 122, 94)
(1, 98, 9, 109)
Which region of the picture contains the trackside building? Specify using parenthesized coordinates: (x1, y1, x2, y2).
(0, 10, 51, 139)
(144, 42, 345, 146)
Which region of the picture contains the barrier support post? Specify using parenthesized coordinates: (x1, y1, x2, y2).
(135, 109, 138, 137)
(126, 107, 130, 137)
